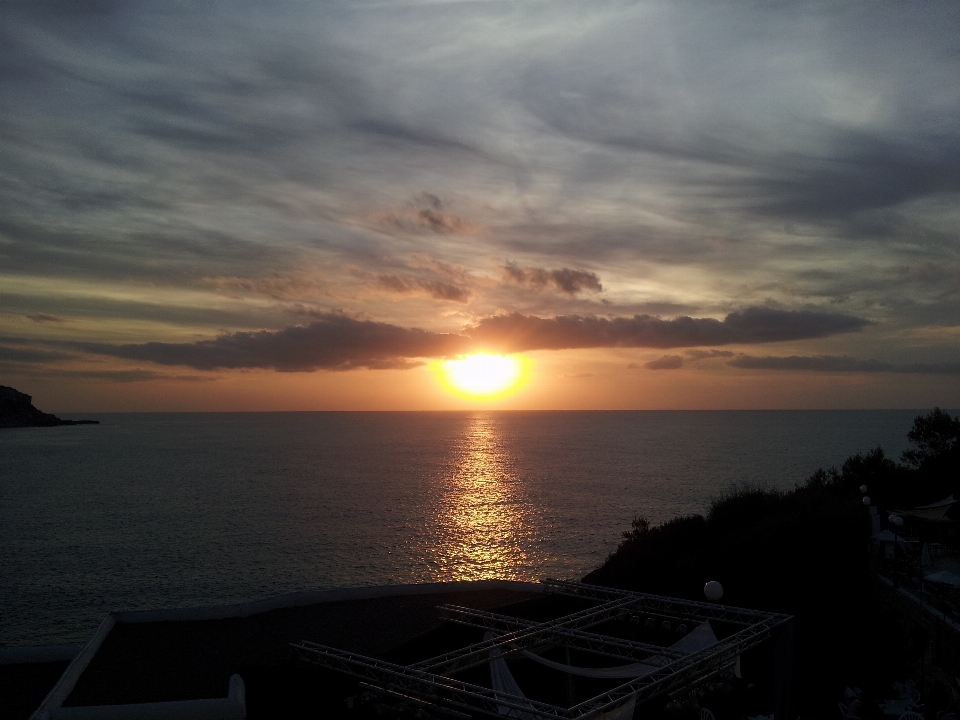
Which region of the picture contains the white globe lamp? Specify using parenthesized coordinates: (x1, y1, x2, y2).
(704, 581, 723, 601)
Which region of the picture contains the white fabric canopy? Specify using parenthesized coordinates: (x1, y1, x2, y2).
(916, 495, 956, 509)
(924, 571, 960, 588)
(487, 635, 538, 719)
(518, 621, 719, 679)
(487, 632, 637, 719)
(519, 651, 659, 679)
(486, 621, 722, 719)
(893, 495, 956, 522)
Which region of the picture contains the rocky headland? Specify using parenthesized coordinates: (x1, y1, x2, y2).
(0, 386, 98, 428)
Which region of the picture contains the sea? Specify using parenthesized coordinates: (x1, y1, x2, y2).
(0, 410, 928, 646)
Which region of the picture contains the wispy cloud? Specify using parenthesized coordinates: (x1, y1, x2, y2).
(645, 355, 683, 370)
(376, 275, 472, 303)
(729, 355, 960, 375)
(372, 194, 483, 236)
(0, 345, 77, 363)
(61, 369, 216, 383)
(686, 349, 734, 360)
(25, 313, 66, 324)
(502, 263, 603, 295)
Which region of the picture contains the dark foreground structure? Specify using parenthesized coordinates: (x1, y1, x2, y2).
(295, 579, 794, 720)
(5, 580, 793, 720)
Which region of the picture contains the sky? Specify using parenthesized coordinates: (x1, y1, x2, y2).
(2, 0, 959, 411)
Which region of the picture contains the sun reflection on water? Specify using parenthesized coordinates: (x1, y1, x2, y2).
(427, 414, 540, 580)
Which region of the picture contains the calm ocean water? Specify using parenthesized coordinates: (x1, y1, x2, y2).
(0, 410, 925, 646)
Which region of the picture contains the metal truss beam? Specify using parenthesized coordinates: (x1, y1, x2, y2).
(293, 641, 567, 719)
(544, 579, 788, 626)
(569, 615, 789, 718)
(413, 595, 644, 675)
(438, 605, 686, 663)
(293, 581, 794, 720)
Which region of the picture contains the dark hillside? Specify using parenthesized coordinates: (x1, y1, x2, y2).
(585, 409, 960, 715)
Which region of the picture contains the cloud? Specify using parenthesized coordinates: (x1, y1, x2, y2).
(744, 132, 960, 222)
(407, 254, 475, 284)
(502, 263, 603, 295)
(60, 306, 870, 373)
(348, 254, 477, 303)
(206, 273, 325, 301)
(4, 0, 958, 399)
(26, 313, 66, 324)
(0, 217, 293, 289)
(686, 349, 735, 359)
(373, 194, 482, 236)
(465, 307, 868, 352)
(73, 312, 468, 372)
(728, 355, 960, 375)
(0, 345, 76, 363)
(10, 366, 218, 383)
(59, 369, 216, 383)
(563, 372, 595, 379)
(645, 355, 683, 370)
(2, 291, 267, 329)
(376, 275, 472, 303)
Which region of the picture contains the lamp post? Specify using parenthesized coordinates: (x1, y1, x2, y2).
(890, 515, 904, 586)
(861, 486, 873, 570)
(862, 495, 872, 569)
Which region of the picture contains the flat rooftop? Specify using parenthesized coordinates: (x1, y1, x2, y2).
(5, 582, 541, 720)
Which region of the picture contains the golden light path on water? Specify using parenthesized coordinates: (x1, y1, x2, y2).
(427, 414, 543, 580)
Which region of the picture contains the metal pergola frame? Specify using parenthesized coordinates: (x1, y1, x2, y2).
(292, 580, 793, 720)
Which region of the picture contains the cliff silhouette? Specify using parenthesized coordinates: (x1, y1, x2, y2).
(0, 386, 98, 428)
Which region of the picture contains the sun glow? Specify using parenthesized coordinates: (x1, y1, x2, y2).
(438, 354, 528, 399)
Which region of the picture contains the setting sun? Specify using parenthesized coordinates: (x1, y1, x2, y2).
(437, 354, 528, 399)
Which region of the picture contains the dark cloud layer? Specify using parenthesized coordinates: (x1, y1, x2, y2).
(67, 307, 867, 372)
(75, 313, 468, 372)
(0, 345, 76, 364)
(61, 369, 213, 383)
(645, 355, 684, 370)
(729, 355, 960, 375)
(466, 308, 868, 353)
(686, 349, 735, 360)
